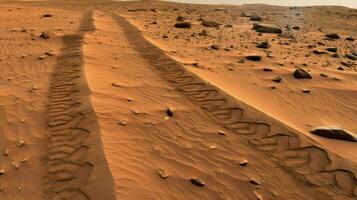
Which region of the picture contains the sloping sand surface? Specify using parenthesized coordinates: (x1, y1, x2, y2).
(0, 1, 355, 200)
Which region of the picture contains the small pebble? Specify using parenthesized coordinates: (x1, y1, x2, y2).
(166, 107, 174, 117)
(190, 177, 205, 187)
(158, 169, 169, 179)
(240, 159, 248, 166)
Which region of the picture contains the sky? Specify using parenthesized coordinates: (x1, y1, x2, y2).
(165, 0, 357, 9)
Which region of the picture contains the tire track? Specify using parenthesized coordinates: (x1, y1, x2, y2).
(45, 10, 115, 200)
(112, 13, 357, 198)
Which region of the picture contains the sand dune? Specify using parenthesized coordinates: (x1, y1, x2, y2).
(0, 0, 356, 200)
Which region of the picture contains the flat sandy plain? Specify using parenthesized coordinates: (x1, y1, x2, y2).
(0, 0, 356, 199)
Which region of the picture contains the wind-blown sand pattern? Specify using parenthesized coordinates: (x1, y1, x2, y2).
(0, 1, 356, 200)
(111, 12, 357, 198)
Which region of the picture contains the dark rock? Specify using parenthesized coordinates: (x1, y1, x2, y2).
(175, 22, 191, 29)
(292, 26, 300, 30)
(166, 107, 174, 117)
(326, 47, 337, 52)
(331, 53, 340, 58)
(263, 68, 273, 72)
(190, 177, 205, 187)
(40, 31, 50, 39)
(293, 68, 312, 79)
(337, 67, 344, 71)
(42, 14, 52, 17)
(313, 50, 328, 55)
(256, 41, 270, 49)
(211, 44, 220, 50)
(346, 37, 354, 41)
(253, 23, 282, 34)
(341, 61, 353, 67)
(325, 33, 340, 40)
(246, 55, 261, 61)
(250, 16, 261, 21)
(345, 53, 357, 60)
(272, 76, 282, 83)
(201, 20, 220, 28)
(176, 16, 186, 22)
(302, 89, 311, 93)
(311, 127, 357, 142)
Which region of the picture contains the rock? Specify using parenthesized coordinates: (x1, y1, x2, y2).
(250, 16, 261, 21)
(201, 20, 220, 28)
(320, 73, 329, 78)
(176, 16, 186, 22)
(40, 31, 50, 39)
(246, 55, 261, 61)
(45, 51, 54, 56)
(292, 26, 300, 30)
(263, 68, 273, 72)
(4, 148, 9, 156)
(239, 159, 248, 166)
(118, 120, 127, 126)
(218, 130, 226, 136)
(0, 169, 5, 175)
(253, 23, 282, 34)
(16, 139, 26, 147)
(341, 61, 353, 68)
(249, 178, 261, 186)
(42, 14, 52, 17)
(346, 37, 354, 41)
(11, 161, 19, 169)
(293, 68, 312, 79)
(256, 41, 270, 49)
(272, 76, 282, 83)
(198, 29, 208, 36)
(190, 177, 205, 187)
(345, 53, 357, 60)
(311, 127, 357, 142)
(166, 107, 174, 117)
(325, 33, 340, 39)
(313, 50, 328, 55)
(111, 82, 120, 87)
(240, 12, 252, 17)
(337, 67, 344, 71)
(326, 47, 337, 53)
(302, 89, 311, 93)
(211, 44, 220, 50)
(158, 169, 169, 179)
(174, 22, 191, 28)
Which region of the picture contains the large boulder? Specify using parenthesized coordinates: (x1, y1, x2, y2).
(253, 23, 282, 34)
(311, 127, 357, 142)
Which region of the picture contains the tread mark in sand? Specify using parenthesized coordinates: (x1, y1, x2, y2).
(112, 13, 357, 198)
